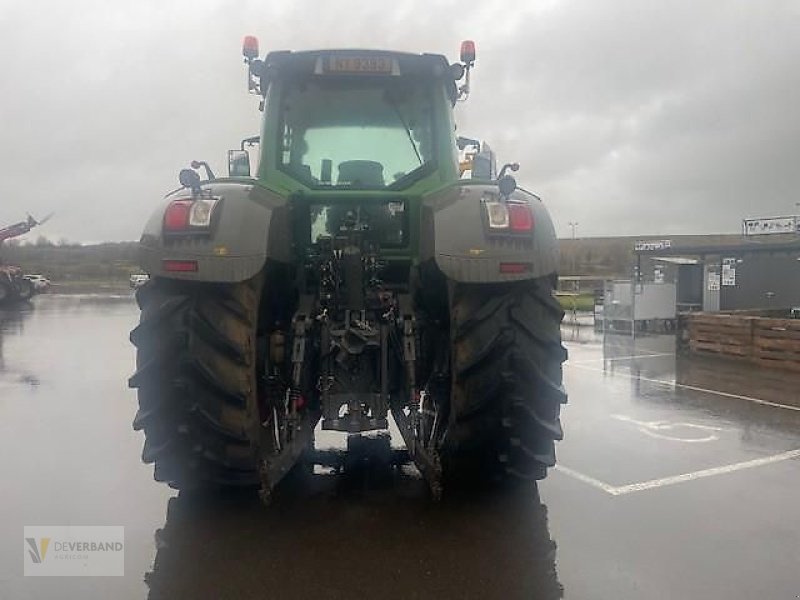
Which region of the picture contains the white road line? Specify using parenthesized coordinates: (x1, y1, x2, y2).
(568, 352, 673, 365)
(634, 428, 719, 443)
(567, 362, 800, 412)
(555, 448, 800, 496)
(614, 449, 800, 494)
(553, 465, 620, 495)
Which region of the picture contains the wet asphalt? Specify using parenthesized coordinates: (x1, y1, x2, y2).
(1, 296, 799, 599)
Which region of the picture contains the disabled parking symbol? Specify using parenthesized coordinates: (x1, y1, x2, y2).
(611, 414, 724, 443)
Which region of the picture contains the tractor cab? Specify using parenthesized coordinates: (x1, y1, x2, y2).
(232, 42, 479, 195)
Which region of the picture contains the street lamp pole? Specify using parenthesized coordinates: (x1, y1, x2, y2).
(567, 221, 579, 276)
(568, 221, 578, 240)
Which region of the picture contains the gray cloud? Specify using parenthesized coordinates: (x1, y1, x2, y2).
(0, 0, 798, 241)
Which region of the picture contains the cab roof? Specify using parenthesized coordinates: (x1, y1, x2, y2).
(262, 49, 458, 103)
(264, 48, 451, 67)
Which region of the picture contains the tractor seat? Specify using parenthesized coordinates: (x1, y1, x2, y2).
(337, 160, 385, 187)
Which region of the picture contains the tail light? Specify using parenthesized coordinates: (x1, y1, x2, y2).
(162, 260, 198, 273)
(499, 262, 532, 274)
(485, 201, 510, 229)
(163, 198, 220, 233)
(483, 200, 534, 234)
(163, 200, 192, 231)
(508, 203, 533, 232)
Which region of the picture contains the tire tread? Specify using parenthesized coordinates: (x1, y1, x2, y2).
(129, 277, 261, 489)
(442, 278, 567, 485)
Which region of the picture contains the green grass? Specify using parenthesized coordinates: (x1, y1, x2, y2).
(556, 292, 595, 312)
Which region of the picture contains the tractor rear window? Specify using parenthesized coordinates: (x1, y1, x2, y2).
(278, 78, 435, 189)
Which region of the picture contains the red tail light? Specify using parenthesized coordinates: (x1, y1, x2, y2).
(499, 262, 531, 274)
(162, 260, 198, 273)
(483, 200, 534, 234)
(163, 198, 219, 233)
(163, 200, 192, 231)
(508, 203, 534, 232)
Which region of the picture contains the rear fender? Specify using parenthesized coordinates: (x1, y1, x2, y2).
(421, 183, 559, 283)
(138, 181, 290, 282)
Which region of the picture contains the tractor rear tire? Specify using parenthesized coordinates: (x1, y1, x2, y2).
(441, 277, 567, 486)
(15, 278, 34, 301)
(129, 276, 263, 490)
(0, 279, 11, 304)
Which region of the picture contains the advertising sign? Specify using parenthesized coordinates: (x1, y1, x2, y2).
(634, 239, 672, 251)
(721, 258, 737, 286)
(743, 217, 796, 236)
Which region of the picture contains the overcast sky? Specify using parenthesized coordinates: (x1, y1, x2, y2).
(1, 0, 798, 242)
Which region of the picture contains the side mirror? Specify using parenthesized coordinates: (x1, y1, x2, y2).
(471, 153, 492, 179)
(228, 150, 251, 177)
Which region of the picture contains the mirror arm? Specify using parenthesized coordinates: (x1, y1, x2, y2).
(498, 162, 520, 179)
(191, 160, 216, 181)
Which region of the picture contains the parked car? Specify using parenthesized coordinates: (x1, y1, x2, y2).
(24, 274, 51, 292)
(129, 274, 150, 289)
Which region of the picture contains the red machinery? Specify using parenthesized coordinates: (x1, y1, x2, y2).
(0, 213, 52, 305)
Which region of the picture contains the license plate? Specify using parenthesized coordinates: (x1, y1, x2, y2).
(328, 56, 393, 74)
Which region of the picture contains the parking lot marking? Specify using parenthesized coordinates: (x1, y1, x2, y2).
(567, 362, 800, 413)
(611, 414, 723, 443)
(568, 352, 673, 365)
(614, 448, 800, 494)
(555, 448, 800, 496)
(553, 465, 619, 495)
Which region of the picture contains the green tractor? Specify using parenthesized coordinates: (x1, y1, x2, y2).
(129, 38, 566, 500)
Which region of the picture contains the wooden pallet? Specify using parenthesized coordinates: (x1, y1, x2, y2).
(753, 320, 800, 372)
(684, 312, 800, 372)
(687, 314, 754, 359)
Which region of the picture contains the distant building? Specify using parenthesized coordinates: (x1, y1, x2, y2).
(633, 233, 800, 312)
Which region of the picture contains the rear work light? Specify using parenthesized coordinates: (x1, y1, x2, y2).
(163, 198, 219, 233)
(483, 200, 534, 233)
